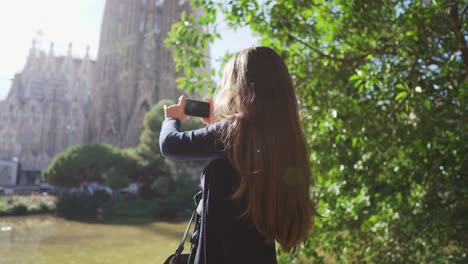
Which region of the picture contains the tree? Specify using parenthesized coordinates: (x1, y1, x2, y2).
(134, 99, 174, 176)
(166, 0, 467, 262)
(42, 144, 136, 189)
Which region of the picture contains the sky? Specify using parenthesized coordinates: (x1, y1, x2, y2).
(0, 0, 259, 100)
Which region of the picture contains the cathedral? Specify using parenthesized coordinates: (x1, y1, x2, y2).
(0, 42, 94, 184)
(0, 0, 203, 185)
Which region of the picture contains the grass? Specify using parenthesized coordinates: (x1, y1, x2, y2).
(112, 195, 156, 219)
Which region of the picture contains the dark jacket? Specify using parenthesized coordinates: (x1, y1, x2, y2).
(160, 118, 277, 264)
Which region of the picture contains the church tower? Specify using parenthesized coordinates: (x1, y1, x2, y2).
(87, 0, 196, 147)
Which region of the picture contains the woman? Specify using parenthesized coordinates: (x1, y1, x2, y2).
(160, 46, 316, 264)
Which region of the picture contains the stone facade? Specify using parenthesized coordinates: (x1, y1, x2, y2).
(0, 42, 94, 173)
(87, 0, 198, 147)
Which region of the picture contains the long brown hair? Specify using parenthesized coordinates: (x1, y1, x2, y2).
(213, 46, 316, 251)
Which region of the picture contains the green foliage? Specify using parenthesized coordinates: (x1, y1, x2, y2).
(42, 144, 136, 189)
(56, 190, 113, 221)
(167, 0, 468, 262)
(165, 1, 220, 95)
(152, 174, 200, 218)
(138, 99, 173, 162)
(112, 193, 156, 219)
(112, 174, 200, 220)
(0, 195, 56, 216)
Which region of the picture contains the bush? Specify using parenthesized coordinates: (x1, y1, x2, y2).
(0, 195, 56, 216)
(153, 174, 200, 218)
(112, 194, 155, 219)
(56, 190, 113, 221)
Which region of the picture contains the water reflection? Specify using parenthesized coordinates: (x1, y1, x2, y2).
(1, 216, 57, 244)
(0, 215, 187, 264)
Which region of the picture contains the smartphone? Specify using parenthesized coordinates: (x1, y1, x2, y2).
(184, 99, 210, 118)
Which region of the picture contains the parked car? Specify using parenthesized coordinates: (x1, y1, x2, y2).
(67, 182, 113, 197)
(39, 182, 57, 194)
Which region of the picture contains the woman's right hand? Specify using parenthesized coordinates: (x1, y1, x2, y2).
(201, 98, 215, 125)
(164, 95, 189, 121)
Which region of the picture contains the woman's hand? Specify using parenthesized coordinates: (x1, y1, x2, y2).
(201, 98, 215, 125)
(164, 95, 189, 121)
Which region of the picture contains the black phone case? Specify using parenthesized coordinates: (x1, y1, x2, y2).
(184, 99, 210, 118)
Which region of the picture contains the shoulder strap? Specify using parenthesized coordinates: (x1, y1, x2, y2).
(172, 210, 197, 260)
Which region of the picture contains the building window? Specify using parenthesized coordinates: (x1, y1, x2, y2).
(9, 105, 14, 113)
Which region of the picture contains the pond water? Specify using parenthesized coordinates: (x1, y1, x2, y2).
(0, 215, 188, 264)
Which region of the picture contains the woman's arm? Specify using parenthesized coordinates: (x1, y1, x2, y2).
(159, 118, 226, 160)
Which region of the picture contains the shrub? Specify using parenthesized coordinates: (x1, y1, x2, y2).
(56, 190, 113, 221)
(0, 195, 56, 216)
(153, 174, 200, 218)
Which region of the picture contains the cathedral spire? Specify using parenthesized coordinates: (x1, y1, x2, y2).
(85, 45, 90, 59)
(48, 42, 55, 57)
(35, 30, 44, 50)
(67, 42, 72, 57)
(26, 39, 37, 68)
(79, 45, 92, 76)
(44, 42, 56, 75)
(30, 39, 37, 54)
(61, 42, 74, 77)
(88, 0, 191, 146)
